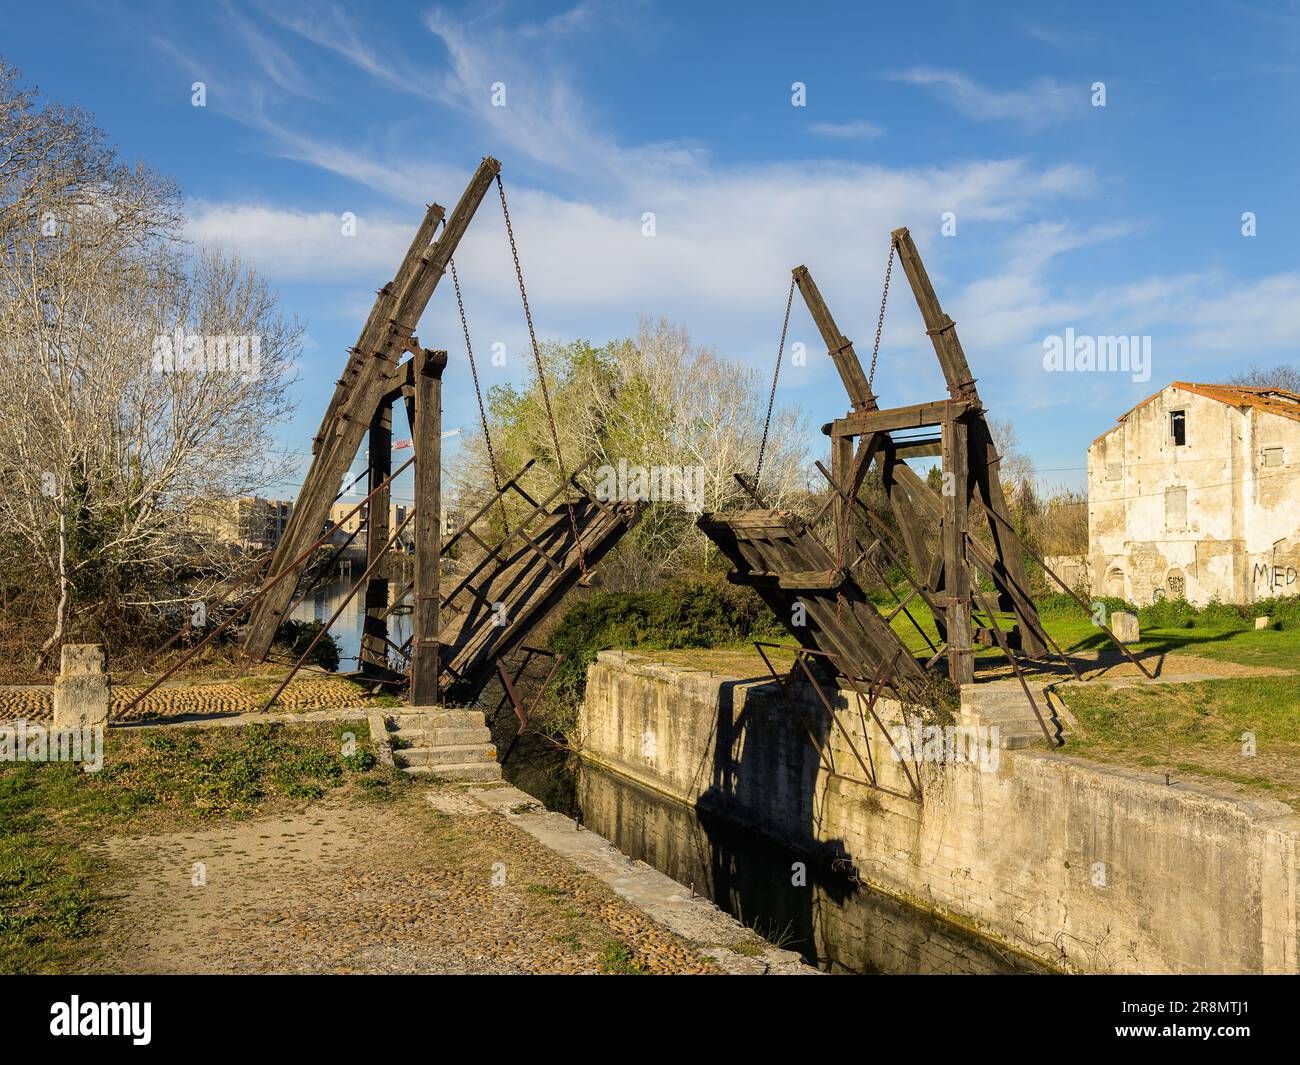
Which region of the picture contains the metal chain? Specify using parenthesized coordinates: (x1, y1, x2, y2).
(868, 241, 896, 389)
(835, 241, 895, 571)
(754, 275, 795, 487)
(450, 256, 509, 534)
(496, 174, 589, 582)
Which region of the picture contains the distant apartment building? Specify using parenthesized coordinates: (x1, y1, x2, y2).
(327, 501, 415, 551)
(195, 496, 293, 552)
(1083, 381, 1300, 605)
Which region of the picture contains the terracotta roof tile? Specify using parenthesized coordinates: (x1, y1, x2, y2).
(1090, 380, 1300, 448)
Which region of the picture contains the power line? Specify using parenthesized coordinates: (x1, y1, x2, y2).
(1039, 464, 1296, 508)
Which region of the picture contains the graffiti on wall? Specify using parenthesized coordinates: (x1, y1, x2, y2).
(1254, 562, 1298, 592)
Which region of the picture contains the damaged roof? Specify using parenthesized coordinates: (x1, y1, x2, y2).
(1091, 380, 1300, 447)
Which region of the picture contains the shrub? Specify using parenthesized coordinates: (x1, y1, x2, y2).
(1036, 593, 1093, 619)
(1195, 598, 1250, 628)
(1136, 597, 1251, 631)
(1138, 596, 1199, 629)
(541, 579, 783, 732)
(1248, 594, 1300, 629)
(273, 619, 341, 672)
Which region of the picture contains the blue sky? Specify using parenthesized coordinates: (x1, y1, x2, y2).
(7, 0, 1300, 500)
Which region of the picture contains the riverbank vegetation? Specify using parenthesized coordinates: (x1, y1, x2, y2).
(0, 59, 301, 673)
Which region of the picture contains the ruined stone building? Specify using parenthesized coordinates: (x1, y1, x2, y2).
(1084, 381, 1300, 605)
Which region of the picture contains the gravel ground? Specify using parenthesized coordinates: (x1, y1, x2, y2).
(83, 785, 720, 975)
(0, 675, 370, 722)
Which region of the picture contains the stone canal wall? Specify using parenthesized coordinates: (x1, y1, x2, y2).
(578, 651, 1300, 974)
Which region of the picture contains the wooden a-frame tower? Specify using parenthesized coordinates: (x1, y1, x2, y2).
(241, 159, 504, 700)
(700, 226, 1154, 778)
(236, 157, 640, 709)
(802, 226, 1049, 685)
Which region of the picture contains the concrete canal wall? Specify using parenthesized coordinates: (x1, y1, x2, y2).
(578, 651, 1300, 974)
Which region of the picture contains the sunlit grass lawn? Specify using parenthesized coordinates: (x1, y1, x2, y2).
(881, 597, 1300, 672)
(1063, 675, 1300, 809)
(645, 595, 1300, 681)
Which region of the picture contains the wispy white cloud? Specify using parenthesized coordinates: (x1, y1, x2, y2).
(1020, 23, 1094, 51)
(220, 0, 323, 100)
(186, 156, 1105, 426)
(419, 4, 652, 181)
(518, 0, 605, 38)
(185, 202, 418, 281)
(256, 1, 443, 103)
(810, 120, 885, 140)
(891, 67, 1077, 128)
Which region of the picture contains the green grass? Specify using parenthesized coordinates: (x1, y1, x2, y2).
(0, 720, 402, 974)
(597, 939, 647, 975)
(1062, 674, 1300, 807)
(882, 596, 1300, 671)
(1067, 676, 1300, 748)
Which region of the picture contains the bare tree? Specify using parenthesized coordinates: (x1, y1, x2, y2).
(1033, 485, 1089, 557)
(0, 60, 302, 663)
(987, 416, 1035, 494)
(1230, 364, 1300, 394)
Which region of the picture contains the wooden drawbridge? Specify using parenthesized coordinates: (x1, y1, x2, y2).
(120, 158, 641, 732)
(428, 465, 639, 704)
(697, 229, 1154, 799)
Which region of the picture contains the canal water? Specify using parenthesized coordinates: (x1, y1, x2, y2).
(495, 730, 1045, 975)
(290, 578, 410, 669)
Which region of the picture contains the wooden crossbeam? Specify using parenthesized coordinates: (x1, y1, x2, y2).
(823, 399, 976, 438)
(727, 568, 842, 591)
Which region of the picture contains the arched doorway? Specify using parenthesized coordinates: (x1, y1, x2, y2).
(1105, 567, 1126, 599)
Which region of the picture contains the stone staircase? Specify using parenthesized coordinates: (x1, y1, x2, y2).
(377, 707, 502, 782)
(959, 681, 1071, 749)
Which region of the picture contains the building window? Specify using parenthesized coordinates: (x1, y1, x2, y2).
(1263, 446, 1284, 468)
(1165, 486, 1187, 531)
(1170, 409, 1186, 446)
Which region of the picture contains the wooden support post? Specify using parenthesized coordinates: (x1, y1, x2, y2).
(410, 349, 447, 705)
(360, 398, 393, 672)
(941, 407, 973, 685)
(890, 227, 1046, 657)
(832, 434, 853, 530)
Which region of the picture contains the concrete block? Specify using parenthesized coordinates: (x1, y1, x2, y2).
(53, 643, 110, 728)
(1255, 616, 1272, 630)
(1110, 611, 1140, 643)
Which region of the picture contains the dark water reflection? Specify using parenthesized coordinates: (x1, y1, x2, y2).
(499, 733, 1045, 974)
(290, 578, 411, 669)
